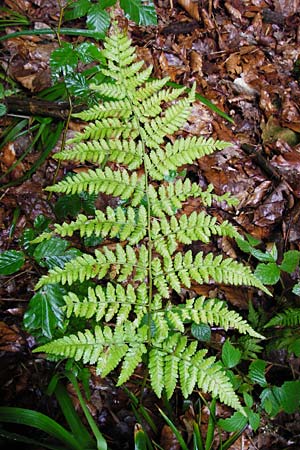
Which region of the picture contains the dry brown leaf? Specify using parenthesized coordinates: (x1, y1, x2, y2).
(177, 0, 200, 20)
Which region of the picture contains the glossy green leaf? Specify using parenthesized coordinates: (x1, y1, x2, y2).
(66, 73, 90, 97)
(54, 194, 82, 219)
(222, 340, 241, 368)
(191, 323, 211, 342)
(260, 387, 282, 416)
(50, 43, 78, 80)
(248, 359, 267, 387)
(0, 103, 7, 116)
(247, 409, 260, 431)
(86, 5, 110, 34)
(0, 250, 25, 275)
(23, 284, 66, 339)
(250, 247, 275, 263)
(243, 392, 253, 408)
(21, 228, 36, 255)
(218, 412, 247, 432)
(120, 0, 157, 25)
(77, 42, 104, 64)
(235, 237, 252, 254)
(64, 0, 91, 20)
(280, 250, 300, 274)
(34, 214, 51, 232)
(281, 381, 300, 414)
(134, 424, 148, 450)
(292, 282, 300, 296)
(290, 337, 300, 356)
(254, 262, 280, 285)
(33, 238, 81, 269)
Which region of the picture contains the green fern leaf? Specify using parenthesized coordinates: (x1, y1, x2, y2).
(147, 136, 229, 180)
(72, 99, 132, 121)
(55, 139, 143, 170)
(46, 168, 145, 204)
(265, 308, 300, 328)
(31, 24, 268, 415)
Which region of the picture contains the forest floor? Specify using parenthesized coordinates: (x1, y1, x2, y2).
(1, 0, 300, 449)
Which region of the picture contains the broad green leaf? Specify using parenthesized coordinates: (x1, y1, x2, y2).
(260, 387, 282, 416)
(279, 250, 300, 274)
(54, 192, 96, 219)
(281, 381, 300, 414)
(0, 250, 25, 275)
(34, 238, 68, 267)
(21, 228, 36, 255)
(254, 262, 280, 285)
(191, 323, 211, 342)
(247, 409, 260, 431)
(34, 238, 82, 269)
(235, 237, 252, 254)
(120, 0, 157, 25)
(292, 282, 300, 296)
(290, 337, 300, 356)
(50, 43, 78, 80)
(54, 194, 82, 219)
(250, 247, 276, 263)
(248, 359, 267, 387)
(66, 73, 91, 97)
(77, 42, 104, 64)
(222, 340, 241, 368)
(246, 234, 261, 247)
(218, 412, 247, 432)
(34, 214, 51, 232)
(243, 392, 253, 408)
(86, 5, 110, 34)
(0, 103, 7, 116)
(64, 0, 91, 20)
(23, 284, 66, 339)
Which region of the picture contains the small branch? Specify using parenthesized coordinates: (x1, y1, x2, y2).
(4, 96, 85, 120)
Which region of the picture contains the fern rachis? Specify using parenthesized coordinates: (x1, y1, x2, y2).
(32, 24, 269, 414)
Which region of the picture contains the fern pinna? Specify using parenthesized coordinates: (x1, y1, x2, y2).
(33, 25, 269, 413)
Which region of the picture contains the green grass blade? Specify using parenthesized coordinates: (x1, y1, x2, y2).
(54, 381, 96, 449)
(205, 399, 216, 450)
(0, 428, 65, 450)
(66, 372, 107, 450)
(0, 28, 105, 42)
(0, 407, 82, 450)
(158, 407, 189, 450)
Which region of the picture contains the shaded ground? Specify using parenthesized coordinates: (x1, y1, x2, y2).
(1, 0, 300, 448)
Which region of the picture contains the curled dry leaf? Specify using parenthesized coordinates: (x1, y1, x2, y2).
(177, 0, 200, 20)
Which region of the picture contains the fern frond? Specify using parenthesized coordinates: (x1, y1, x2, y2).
(63, 282, 148, 325)
(141, 87, 196, 148)
(54, 139, 143, 169)
(68, 118, 138, 143)
(134, 86, 186, 120)
(148, 180, 237, 219)
(32, 25, 267, 414)
(147, 136, 229, 180)
(265, 308, 300, 328)
(46, 168, 145, 205)
(72, 99, 132, 121)
(89, 82, 127, 100)
(136, 77, 170, 101)
(152, 251, 270, 298)
(35, 244, 148, 289)
(152, 211, 239, 256)
(51, 206, 147, 245)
